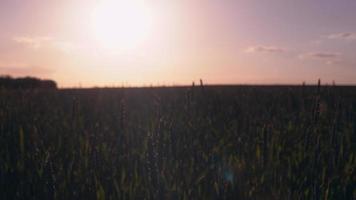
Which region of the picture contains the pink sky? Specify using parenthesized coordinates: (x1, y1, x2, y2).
(1, 0, 356, 87)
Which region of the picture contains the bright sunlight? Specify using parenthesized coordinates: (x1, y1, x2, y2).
(91, 0, 153, 51)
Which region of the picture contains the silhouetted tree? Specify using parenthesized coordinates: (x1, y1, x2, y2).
(0, 75, 57, 89)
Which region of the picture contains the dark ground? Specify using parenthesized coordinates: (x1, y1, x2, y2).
(0, 85, 355, 199)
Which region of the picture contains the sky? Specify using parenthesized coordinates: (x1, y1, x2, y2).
(0, 0, 356, 87)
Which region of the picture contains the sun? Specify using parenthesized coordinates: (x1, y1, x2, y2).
(91, 0, 153, 51)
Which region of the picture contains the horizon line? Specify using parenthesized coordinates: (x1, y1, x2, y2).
(59, 83, 356, 90)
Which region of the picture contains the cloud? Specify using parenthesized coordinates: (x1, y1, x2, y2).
(0, 63, 54, 77)
(299, 52, 341, 65)
(13, 36, 53, 49)
(325, 60, 342, 65)
(299, 52, 340, 59)
(326, 32, 356, 40)
(12, 36, 79, 53)
(245, 45, 287, 53)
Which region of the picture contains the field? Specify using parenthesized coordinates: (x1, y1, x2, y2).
(0, 85, 355, 199)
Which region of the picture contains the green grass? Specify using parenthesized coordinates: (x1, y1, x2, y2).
(0, 85, 355, 199)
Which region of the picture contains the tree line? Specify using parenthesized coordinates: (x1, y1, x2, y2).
(0, 75, 57, 89)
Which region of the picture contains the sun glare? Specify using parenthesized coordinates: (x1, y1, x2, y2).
(91, 0, 153, 51)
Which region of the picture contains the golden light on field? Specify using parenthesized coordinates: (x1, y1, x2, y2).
(90, 0, 153, 51)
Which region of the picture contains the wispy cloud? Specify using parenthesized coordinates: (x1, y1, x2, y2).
(325, 60, 342, 65)
(13, 36, 53, 49)
(299, 52, 341, 65)
(12, 36, 79, 53)
(245, 45, 287, 53)
(326, 32, 356, 40)
(300, 52, 340, 59)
